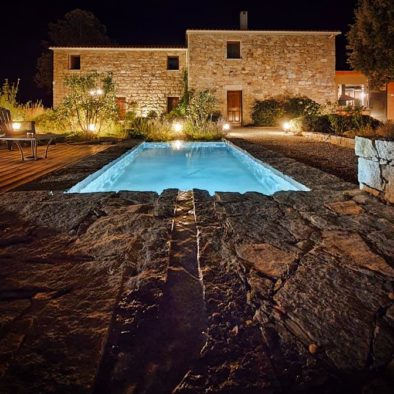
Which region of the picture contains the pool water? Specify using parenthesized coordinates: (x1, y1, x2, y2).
(67, 141, 309, 195)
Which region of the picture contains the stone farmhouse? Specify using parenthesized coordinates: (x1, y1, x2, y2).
(51, 12, 340, 125)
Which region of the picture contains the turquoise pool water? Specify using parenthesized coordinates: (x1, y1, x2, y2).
(67, 141, 309, 195)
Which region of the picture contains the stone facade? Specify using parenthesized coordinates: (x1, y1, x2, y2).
(356, 136, 394, 203)
(52, 48, 187, 116)
(187, 31, 338, 124)
(52, 30, 338, 124)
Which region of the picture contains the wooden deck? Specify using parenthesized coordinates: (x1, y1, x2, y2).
(0, 143, 109, 192)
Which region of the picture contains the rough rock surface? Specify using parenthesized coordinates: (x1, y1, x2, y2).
(0, 140, 393, 393)
(356, 137, 394, 203)
(0, 190, 172, 393)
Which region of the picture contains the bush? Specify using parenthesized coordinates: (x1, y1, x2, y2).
(183, 120, 224, 141)
(34, 108, 70, 134)
(290, 113, 382, 135)
(252, 95, 321, 126)
(0, 79, 46, 121)
(125, 117, 173, 141)
(251, 98, 283, 126)
(375, 121, 394, 139)
(186, 90, 217, 127)
(283, 96, 321, 118)
(60, 71, 119, 138)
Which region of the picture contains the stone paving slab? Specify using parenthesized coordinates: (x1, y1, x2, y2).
(0, 140, 393, 393)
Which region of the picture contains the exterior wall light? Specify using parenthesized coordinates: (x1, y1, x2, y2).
(222, 123, 231, 131)
(12, 122, 22, 131)
(172, 122, 183, 133)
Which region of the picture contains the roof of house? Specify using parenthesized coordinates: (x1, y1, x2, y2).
(50, 29, 341, 51)
(186, 29, 341, 35)
(50, 45, 187, 51)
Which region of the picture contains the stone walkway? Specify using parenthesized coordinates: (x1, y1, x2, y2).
(0, 140, 393, 393)
(228, 129, 357, 184)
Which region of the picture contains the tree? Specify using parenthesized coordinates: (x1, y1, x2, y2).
(60, 71, 118, 137)
(347, 0, 394, 88)
(35, 9, 112, 94)
(186, 90, 217, 127)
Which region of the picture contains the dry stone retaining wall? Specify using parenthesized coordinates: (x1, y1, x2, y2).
(356, 136, 394, 203)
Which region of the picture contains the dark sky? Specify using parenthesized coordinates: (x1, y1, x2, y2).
(0, 0, 358, 105)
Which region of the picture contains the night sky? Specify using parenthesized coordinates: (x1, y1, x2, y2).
(0, 0, 358, 105)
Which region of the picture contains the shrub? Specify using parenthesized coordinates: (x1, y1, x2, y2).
(147, 110, 158, 120)
(183, 120, 224, 141)
(376, 121, 394, 139)
(290, 113, 382, 135)
(20, 101, 46, 121)
(283, 96, 321, 118)
(60, 71, 119, 137)
(327, 113, 381, 134)
(125, 117, 173, 141)
(186, 90, 217, 127)
(0, 79, 21, 118)
(251, 98, 283, 126)
(34, 108, 70, 134)
(0, 79, 46, 121)
(251, 95, 321, 126)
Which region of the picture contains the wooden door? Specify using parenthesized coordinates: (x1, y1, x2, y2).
(387, 82, 394, 121)
(116, 97, 126, 120)
(167, 97, 180, 113)
(227, 91, 242, 124)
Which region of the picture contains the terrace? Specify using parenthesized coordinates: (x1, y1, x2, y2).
(1, 1, 394, 392)
(0, 132, 393, 393)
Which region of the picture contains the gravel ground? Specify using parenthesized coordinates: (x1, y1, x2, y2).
(228, 132, 357, 184)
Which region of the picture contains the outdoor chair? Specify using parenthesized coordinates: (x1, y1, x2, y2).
(0, 107, 36, 150)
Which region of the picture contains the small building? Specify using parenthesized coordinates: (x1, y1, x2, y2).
(335, 70, 394, 122)
(51, 12, 340, 125)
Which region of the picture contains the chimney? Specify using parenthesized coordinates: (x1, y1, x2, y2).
(240, 11, 248, 30)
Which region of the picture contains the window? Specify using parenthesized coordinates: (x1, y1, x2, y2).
(167, 97, 180, 113)
(227, 41, 241, 59)
(338, 84, 368, 108)
(167, 56, 179, 70)
(116, 97, 126, 120)
(69, 55, 81, 70)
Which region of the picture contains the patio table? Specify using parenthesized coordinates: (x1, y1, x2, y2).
(0, 134, 57, 162)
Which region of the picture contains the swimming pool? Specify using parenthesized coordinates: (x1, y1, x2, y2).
(67, 140, 309, 195)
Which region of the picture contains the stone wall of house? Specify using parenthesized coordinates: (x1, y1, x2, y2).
(187, 31, 338, 124)
(356, 136, 394, 203)
(53, 49, 187, 116)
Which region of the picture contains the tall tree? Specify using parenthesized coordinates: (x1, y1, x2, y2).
(35, 9, 112, 95)
(347, 0, 394, 88)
